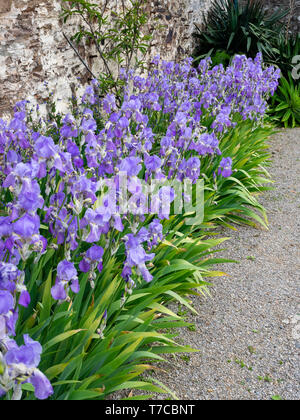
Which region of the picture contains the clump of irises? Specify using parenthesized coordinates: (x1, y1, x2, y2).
(0, 54, 279, 399)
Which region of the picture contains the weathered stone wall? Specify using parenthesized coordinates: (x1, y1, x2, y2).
(147, 0, 212, 60)
(0, 0, 79, 117)
(0, 0, 212, 118)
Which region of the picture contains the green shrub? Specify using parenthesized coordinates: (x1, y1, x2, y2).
(269, 74, 300, 128)
(270, 33, 300, 79)
(193, 0, 288, 65)
(203, 119, 274, 229)
(18, 226, 225, 400)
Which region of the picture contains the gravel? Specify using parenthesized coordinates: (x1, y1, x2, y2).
(143, 128, 300, 400)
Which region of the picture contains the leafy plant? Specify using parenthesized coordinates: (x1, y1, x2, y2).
(270, 32, 300, 79)
(16, 226, 226, 400)
(0, 54, 279, 400)
(272, 395, 283, 400)
(193, 0, 288, 65)
(62, 0, 152, 97)
(269, 74, 300, 128)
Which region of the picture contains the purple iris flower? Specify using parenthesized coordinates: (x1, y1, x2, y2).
(57, 260, 77, 282)
(0, 291, 14, 314)
(103, 94, 117, 114)
(80, 116, 97, 132)
(127, 237, 151, 265)
(118, 116, 130, 129)
(19, 290, 31, 308)
(186, 157, 201, 183)
(5, 334, 42, 368)
(0, 217, 12, 237)
(124, 233, 155, 283)
(145, 155, 162, 172)
(66, 139, 80, 157)
(138, 263, 153, 283)
(13, 213, 40, 238)
(34, 136, 57, 159)
(218, 157, 233, 178)
(4, 309, 18, 336)
(30, 370, 54, 400)
(0, 263, 20, 292)
(51, 282, 67, 301)
(18, 179, 44, 212)
(118, 157, 142, 177)
(148, 219, 163, 247)
(79, 245, 104, 273)
(82, 86, 97, 106)
(3, 335, 53, 400)
(51, 260, 79, 301)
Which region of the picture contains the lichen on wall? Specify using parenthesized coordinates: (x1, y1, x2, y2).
(0, 0, 212, 117)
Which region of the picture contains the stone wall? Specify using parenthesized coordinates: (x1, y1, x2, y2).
(0, 0, 212, 118)
(147, 0, 212, 60)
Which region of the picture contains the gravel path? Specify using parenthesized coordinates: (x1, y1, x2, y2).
(151, 128, 300, 400)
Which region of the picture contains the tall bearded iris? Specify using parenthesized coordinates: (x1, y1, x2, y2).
(51, 260, 79, 301)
